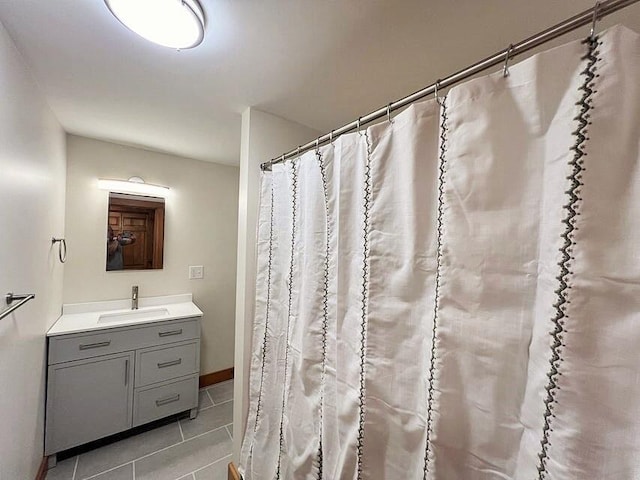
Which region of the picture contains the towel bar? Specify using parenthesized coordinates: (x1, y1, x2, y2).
(0, 293, 35, 321)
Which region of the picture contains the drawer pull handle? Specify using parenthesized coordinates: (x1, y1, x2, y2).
(156, 394, 180, 406)
(79, 341, 111, 350)
(157, 358, 182, 369)
(158, 329, 183, 337)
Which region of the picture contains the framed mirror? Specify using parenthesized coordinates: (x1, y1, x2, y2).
(106, 193, 165, 271)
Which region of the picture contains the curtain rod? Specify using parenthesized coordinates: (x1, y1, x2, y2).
(261, 0, 640, 171)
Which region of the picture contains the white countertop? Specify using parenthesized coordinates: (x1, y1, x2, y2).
(48, 294, 203, 337)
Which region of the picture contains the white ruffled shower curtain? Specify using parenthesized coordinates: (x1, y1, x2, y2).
(240, 25, 640, 479)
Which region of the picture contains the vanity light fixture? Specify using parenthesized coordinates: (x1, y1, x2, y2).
(104, 0, 205, 49)
(98, 176, 170, 197)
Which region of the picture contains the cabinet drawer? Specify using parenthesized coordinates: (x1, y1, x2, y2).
(49, 318, 200, 364)
(136, 341, 199, 387)
(133, 376, 197, 427)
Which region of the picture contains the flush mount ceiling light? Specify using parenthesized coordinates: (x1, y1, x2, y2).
(98, 177, 170, 197)
(105, 0, 205, 49)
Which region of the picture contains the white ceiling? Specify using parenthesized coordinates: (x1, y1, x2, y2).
(1, 1, 639, 166)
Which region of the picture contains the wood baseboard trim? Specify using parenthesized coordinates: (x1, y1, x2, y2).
(228, 461, 242, 480)
(199, 367, 234, 388)
(35, 456, 48, 480)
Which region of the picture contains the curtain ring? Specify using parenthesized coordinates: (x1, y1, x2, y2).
(434, 79, 443, 105)
(297, 146, 301, 158)
(357, 117, 362, 136)
(387, 103, 394, 124)
(503, 44, 514, 78)
(315, 137, 321, 154)
(52, 237, 67, 263)
(590, 1, 601, 40)
(330, 130, 334, 145)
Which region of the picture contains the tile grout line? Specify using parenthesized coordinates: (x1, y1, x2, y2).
(177, 422, 233, 444)
(225, 425, 233, 441)
(81, 423, 233, 480)
(82, 462, 134, 480)
(196, 396, 232, 411)
(205, 389, 216, 406)
(72, 455, 79, 480)
(177, 418, 185, 442)
(179, 453, 233, 479)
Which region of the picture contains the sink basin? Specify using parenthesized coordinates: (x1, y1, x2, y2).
(49, 294, 203, 337)
(98, 307, 170, 323)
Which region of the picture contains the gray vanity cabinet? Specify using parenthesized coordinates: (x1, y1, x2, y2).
(45, 317, 200, 459)
(45, 352, 134, 453)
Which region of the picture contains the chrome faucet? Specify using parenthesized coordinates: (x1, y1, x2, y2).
(131, 285, 138, 310)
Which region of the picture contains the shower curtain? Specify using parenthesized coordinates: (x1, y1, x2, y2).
(240, 25, 640, 480)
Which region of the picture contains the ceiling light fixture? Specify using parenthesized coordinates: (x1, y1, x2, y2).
(98, 177, 170, 197)
(104, 0, 205, 49)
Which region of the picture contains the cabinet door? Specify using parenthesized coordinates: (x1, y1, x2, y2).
(45, 351, 134, 455)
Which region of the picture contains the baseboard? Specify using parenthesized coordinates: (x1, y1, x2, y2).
(199, 367, 234, 388)
(228, 461, 242, 480)
(35, 456, 48, 480)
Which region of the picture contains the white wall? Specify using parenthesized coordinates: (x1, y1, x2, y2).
(0, 21, 66, 480)
(64, 135, 239, 375)
(233, 107, 320, 460)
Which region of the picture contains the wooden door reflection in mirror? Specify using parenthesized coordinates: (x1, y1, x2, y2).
(107, 193, 164, 271)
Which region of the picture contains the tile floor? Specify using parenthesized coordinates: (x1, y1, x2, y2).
(46, 380, 234, 480)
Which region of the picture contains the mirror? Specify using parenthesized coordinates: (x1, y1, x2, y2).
(106, 193, 165, 271)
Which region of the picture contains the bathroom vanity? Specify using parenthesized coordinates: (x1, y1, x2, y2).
(44, 294, 203, 465)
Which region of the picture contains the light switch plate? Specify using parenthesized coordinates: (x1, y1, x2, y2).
(189, 265, 204, 279)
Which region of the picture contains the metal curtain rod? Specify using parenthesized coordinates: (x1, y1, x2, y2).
(262, 0, 640, 170)
(0, 293, 36, 321)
